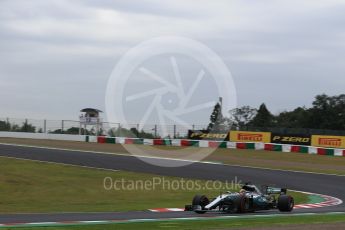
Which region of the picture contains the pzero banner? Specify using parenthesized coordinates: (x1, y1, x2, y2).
(188, 130, 229, 141)
(271, 133, 311, 145)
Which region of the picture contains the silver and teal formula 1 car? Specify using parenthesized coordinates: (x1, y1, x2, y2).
(185, 183, 294, 214)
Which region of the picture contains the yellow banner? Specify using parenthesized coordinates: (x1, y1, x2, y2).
(311, 135, 345, 148)
(230, 131, 271, 143)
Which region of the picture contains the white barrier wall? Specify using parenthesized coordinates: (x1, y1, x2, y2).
(0, 132, 86, 142)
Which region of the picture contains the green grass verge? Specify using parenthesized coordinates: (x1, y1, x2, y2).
(3, 213, 345, 230)
(153, 145, 345, 175)
(0, 156, 308, 213)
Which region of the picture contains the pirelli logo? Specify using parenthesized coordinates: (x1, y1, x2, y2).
(318, 138, 342, 147)
(238, 134, 263, 141)
(230, 131, 271, 143)
(312, 135, 345, 148)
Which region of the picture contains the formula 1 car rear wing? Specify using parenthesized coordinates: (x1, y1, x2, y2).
(241, 183, 287, 195)
(264, 186, 287, 195)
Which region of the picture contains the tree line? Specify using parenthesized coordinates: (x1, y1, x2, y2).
(207, 94, 345, 132)
(1, 93, 344, 136)
(0, 120, 36, 132)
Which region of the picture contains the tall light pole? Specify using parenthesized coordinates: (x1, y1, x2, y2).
(219, 96, 223, 118)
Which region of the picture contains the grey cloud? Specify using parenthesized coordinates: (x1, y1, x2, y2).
(0, 0, 344, 122)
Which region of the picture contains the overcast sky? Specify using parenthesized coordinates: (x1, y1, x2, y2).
(1, 0, 344, 124)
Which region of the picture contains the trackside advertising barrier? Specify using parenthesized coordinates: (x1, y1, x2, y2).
(94, 136, 345, 157)
(229, 131, 271, 143)
(311, 135, 345, 148)
(188, 130, 229, 141)
(271, 133, 311, 146)
(0, 131, 343, 157)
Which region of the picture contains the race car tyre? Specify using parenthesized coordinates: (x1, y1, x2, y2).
(278, 195, 294, 212)
(192, 195, 210, 214)
(238, 195, 250, 213)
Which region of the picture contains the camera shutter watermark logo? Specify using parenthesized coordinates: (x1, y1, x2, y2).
(105, 36, 236, 167)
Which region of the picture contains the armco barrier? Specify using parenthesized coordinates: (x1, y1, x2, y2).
(94, 136, 345, 157)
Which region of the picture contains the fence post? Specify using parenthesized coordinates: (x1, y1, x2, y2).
(61, 120, 64, 134)
(79, 121, 81, 135)
(43, 119, 47, 133)
(173, 124, 176, 139)
(25, 119, 28, 132)
(6, 117, 10, 131)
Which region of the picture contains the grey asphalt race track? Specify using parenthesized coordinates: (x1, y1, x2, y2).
(0, 143, 344, 224)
